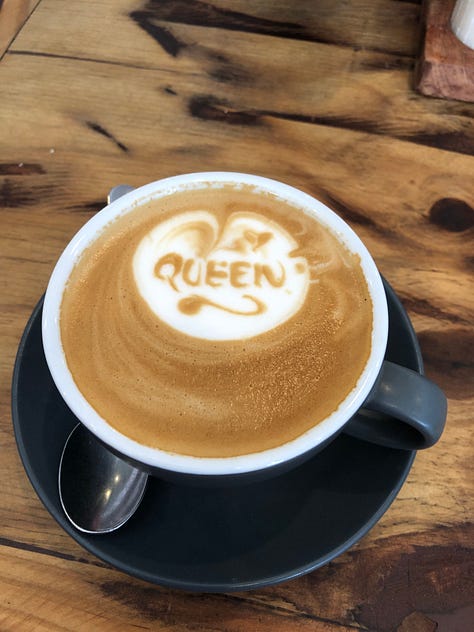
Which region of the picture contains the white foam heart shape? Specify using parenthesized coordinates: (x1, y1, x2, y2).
(133, 210, 309, 340)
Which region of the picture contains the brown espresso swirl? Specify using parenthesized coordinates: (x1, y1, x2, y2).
(60, 184, 373, 457)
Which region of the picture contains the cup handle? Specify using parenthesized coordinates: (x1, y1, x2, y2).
(344, 361, 447, 450)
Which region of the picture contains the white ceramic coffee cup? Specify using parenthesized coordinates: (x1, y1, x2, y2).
(42, 173, 443, 481)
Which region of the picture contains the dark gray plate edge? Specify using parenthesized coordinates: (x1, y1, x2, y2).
(11, 296, 68, 531)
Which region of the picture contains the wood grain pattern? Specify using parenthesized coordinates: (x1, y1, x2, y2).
(1, 1, 473, 630)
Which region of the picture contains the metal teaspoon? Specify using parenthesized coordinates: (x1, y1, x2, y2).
(59, 423, 148, 534)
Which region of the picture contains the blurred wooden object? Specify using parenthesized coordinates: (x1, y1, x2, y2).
(1, 1, 473, 630)
(416, 0, 474, 102)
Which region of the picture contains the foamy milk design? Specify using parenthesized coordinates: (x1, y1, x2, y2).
(133, 210, 310, 340)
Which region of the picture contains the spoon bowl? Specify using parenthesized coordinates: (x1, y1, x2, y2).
(59, 423, 148, 534)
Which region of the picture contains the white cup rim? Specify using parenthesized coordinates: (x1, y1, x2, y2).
(42, 172, 388, 475)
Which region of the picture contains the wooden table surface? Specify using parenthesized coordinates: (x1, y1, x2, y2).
(1, 1, 473, 630)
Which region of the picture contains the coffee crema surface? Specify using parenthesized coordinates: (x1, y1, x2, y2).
(60, 184, 373, 457)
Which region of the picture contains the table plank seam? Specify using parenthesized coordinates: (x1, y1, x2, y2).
(220, 593, 365, 629)
(0, 0, 44, 63)
(6, 48, 203, 79)
(0, 535, 110, 570)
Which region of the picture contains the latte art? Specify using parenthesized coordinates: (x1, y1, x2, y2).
(133, 211, 309, 340)
(60, 184, 373, 458)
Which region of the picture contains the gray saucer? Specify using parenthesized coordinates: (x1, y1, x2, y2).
(12, 278, 418, 592)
